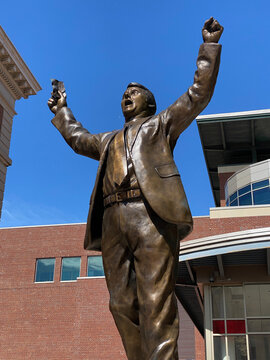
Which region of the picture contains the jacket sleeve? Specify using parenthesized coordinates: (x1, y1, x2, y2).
(52, 107, 109, 161)
(161, 43, 221, 145)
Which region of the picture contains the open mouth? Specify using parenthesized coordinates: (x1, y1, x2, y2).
(125, 99, 133, 106)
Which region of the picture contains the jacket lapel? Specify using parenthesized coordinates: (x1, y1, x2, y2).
(126, 116, 151, 152)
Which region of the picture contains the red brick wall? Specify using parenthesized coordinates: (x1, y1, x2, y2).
(194, 328, 205, 360)
(0, 224, 196, 360)
(1, 214, 270, 359)
(184, 215, 270, 242)
(0, 225, 126, 360)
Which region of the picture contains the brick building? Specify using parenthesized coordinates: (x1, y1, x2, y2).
(1, 109, 270, 359)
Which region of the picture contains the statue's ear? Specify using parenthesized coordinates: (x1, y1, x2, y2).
(148, 103, 156, 115)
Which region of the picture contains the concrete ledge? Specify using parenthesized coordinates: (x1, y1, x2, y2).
(210, 204, 270, 218)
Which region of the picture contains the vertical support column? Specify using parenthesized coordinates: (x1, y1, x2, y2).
(204, 285, 213, 360)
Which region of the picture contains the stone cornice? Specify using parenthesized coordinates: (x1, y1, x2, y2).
(0, 26, 41, 100)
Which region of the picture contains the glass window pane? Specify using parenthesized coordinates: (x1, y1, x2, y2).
(253, 187, 270, 205)
(245, 284, 260, 316)
(230, 199, 238, 206)
(238, 185, 251, 196)
(61, 257, 81, 281)
(252, 179, 269, 190)
(87, 256, 104, 277)
(258, 284, 270, 316)
(239, 192, 252, 206)
(227, 336, 247, 360)
(245, 284, 270, 316)
(225, 287, 245, 318)
(248, 319, 270, 332)
(230, 192, 237, 202)
(213, 336, 226, 360)
(35, 258, 55, 282)
(212, 287, 224, 318)
(249, 335, 270, 360)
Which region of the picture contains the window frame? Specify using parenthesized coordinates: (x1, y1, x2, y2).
(60, 256, 81, 282)
(35, 258, 55, 283)
(205, 283, 270, 360)
(87, 256, 105, 278)
(226, 178, 270, 207)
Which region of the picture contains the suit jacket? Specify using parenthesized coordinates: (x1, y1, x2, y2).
(52, 43, 221, 251)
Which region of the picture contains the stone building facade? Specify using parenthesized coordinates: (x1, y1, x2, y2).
(0, 26, 41, 216)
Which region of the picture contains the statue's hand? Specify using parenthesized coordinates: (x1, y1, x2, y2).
(202, 17, 223, 43)
(47, 91, 67, 115)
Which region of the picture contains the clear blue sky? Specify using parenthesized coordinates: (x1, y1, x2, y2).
(1, 0, 270, 227)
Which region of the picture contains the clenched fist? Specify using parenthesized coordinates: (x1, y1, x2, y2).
(202, 17, 223, 43)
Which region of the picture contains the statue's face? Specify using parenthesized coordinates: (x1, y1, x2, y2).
(121, 87, 149, 121)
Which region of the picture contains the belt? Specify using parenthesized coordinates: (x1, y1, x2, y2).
(104, 189, 141, 207)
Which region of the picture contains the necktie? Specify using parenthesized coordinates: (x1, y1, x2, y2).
(112, 128, 128, 186)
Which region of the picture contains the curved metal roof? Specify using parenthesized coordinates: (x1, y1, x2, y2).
(196, 109, 270, 206)
(176, 227, 270, 336)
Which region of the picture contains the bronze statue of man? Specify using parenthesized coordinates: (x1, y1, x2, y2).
(48, 17, 223, 360)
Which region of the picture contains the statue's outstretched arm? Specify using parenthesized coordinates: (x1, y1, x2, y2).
(48, 89, 104, 161)
(161, 18, 223, 144)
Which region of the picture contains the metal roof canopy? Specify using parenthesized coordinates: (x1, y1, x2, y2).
(176, 227, 270, 335)
(176, 246, 270, 337)
(196, 109, 270, 206)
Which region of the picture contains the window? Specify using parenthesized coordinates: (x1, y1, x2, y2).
(35, 258, 55, 282)
(239, 192, 252, 206)
(238, 185, 251, 196)
(230, 192, 237, 203)
(252, 179, 269, 190)
(61, 257, 81, 281)
(208, 284, 270, 359)
(87, 256, 105, 277)
(253, 187, 270, 205)
(226, 178, 270, 207)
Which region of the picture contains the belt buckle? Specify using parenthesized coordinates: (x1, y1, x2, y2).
(115, 192, 123, 202)
(129, 189, 139, 199)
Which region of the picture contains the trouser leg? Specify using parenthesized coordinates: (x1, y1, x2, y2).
(122, 201, 180, 360)
(101, 205, 141, 360)
(102, 200, 180, 360)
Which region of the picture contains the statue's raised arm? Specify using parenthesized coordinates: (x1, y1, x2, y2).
(161, 17, 223, 146)
(47, 81, 108, 161)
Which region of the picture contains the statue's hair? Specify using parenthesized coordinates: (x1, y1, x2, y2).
(127, 82, 156, 115)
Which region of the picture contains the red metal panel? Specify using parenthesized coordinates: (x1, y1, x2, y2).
(213, 320, 225, 334)
(227, 320, 246, 334)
